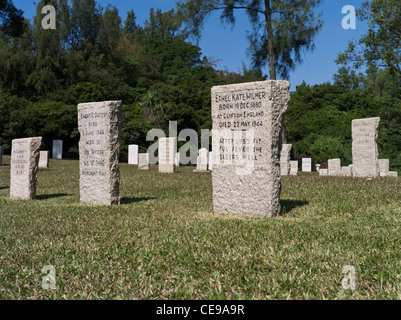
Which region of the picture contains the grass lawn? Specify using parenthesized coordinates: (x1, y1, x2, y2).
(1, 155, 401, 300)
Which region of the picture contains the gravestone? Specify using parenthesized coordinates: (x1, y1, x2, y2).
(290, 161, 298, 176)
(348, 164, 353, 176)
(159, 137, 176, 173)
(280, 144, 292, 176)
(208, 151, 213, 171)
(39, 151, 49, 168)
(388, 171, 398, 177)
(328, 159, 341, 176)
(211, 80, 290, 217)
(128, 145, 138, 165)
(195, 148, 208, 172)
(378, 159, 390, 177)
(10, 137, 42, 199)
(302, 158, 312, 172)
(316, 164, 321, 172)
(341, 166, 352, 177)
(352, 117, 380, 177)
(0, 145, 3, 165)
(78, 101, 122, 205)
(138, 153, 149, 170)
(319, 168, 328, 176)
(52, 140, 63, 159)
(175, 153, 180, 167)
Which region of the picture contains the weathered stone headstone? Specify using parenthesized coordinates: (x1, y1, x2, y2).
(341, 166, 352, 177)
(0, 145, 3, 165)
(138, 153, 149, 170)
(316, 164, 321, 172)
(290, 161, 298, 176)
(195, 148, 208, 172)
(10, 137, 42, 199)
(159, 137, 176, 173)
(211, 80, 290, 217)
(78, 101, 122, 205)
(328, 158, 341, 176)
(208, 151, 213, 171)
(388, 171, 398, 177)
(319, 168, 328, 176)
(302, 158, 312, 172)
(52, 140, 63, 159)
(39, 151, 49, 168)
(348, 164, 353, 176)
(128, 145, 138, 165)
(352, 117, 380, 177)
(175, 152, 180, 167)
(280, 144, 292, 176)
(378, 159, 390, 177)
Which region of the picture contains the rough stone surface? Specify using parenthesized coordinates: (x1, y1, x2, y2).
(280, 144, 292, 176)
(328, 158, 341, 176)
(352, 117, 380, 177)
(378, 159, 390, 177)
(319, 169, 328, 176)
(348, 164, 353, 176)
(388, 171, 398, 177)
(211, 80, 290, 217)
(290, 161, 298, 176)
(39, 151, 49, 168)
(196, 148, 208, 172)
(341, 166, 352, 177)
(78, 101, 122, 205)
(175, 153, 180, 167)
(159, 137, 176, 173)
(10, 137, 42, 199)
(138, 153, 149, 170)
(302, 158, 312, 172)
(52, 140, 63, 159)
(128, 145, 138, 165)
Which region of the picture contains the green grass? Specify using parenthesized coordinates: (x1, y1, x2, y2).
(1, 155, 401, 300)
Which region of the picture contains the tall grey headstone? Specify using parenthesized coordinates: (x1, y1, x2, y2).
(352, 117, 380, 177)
(39, 151, 49, 168)
(78, 101, 122, 205)
(302, 158, 312, 172)
(128, 145, 138, 165)
(196, 148, 208, 172)
(378, 159, 390, 177)
(290, 161, 298, 176)
(159, 137, 176, 173)
(328, 158, 341, 176)
(138, 153, 149, 170)
(10, 137, 42, 199)
(211, 80, 290, 217)
(52, 140, 63, 159)
(280, 144, 292, 176)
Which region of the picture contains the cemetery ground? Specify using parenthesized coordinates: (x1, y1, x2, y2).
(1, 156, 401, 300)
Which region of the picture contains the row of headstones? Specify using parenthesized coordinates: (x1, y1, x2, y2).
(128, 143, 213, 172)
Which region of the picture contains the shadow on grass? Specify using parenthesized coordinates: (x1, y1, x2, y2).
(280, 199, 309, 215)
(36, 193, 71, 200)
(0, 186, 9, 190)
(121, 197, 156, 204)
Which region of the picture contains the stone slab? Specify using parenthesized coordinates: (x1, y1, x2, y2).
(52, 140, 63, 159)
(138, 153, 149, 170)
(328, 158, 341, 176)
(280, 144, 292, 176)
(159, 137, 176, 173)
(302, 158, 312, 172)
(290, 160, 298, 176)
(128, 145, 138, 165)
(39, 151, 49, 168)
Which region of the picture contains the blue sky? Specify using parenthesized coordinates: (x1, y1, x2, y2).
(14, 0, 369, 90)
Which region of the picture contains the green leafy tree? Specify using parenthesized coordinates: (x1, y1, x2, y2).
(177, 0, 323, 80)
(337, 0, 401, 75)
(0, 0, 24, 38)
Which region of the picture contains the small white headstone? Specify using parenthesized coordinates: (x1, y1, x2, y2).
(302, 158, 312, 172)
(208, 151, 213, 171)
(319, 169, 328, 176)
(388, 171, 398, 177)
(328, 159, 341, 176)
(138, 153, 149, 170)
(52, 140, 63, 159)
(378, 159, 390, 177)
(175, 153, 180, 167)
(290, 161, 298, 176)
(39, 151, 49, 168)
(159, 137, 176, 173)
(196, 148, 208, 172)
(316, 164, 321, 172)
(128, 145, 139, 165)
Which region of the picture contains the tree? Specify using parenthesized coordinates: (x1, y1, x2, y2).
(177, 0, 323, 80)
(337, 0, 401, 75)
(0, 0, 24, 38)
